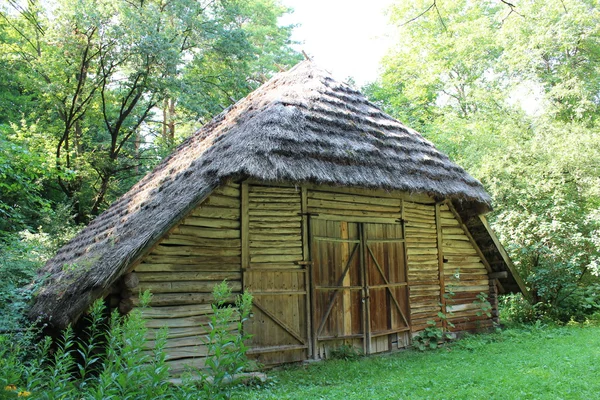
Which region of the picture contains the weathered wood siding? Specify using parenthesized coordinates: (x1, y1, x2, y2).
(122, 181, 494, 373)
(243, 184, 309, 365)
(439, 203, 492, 331)
(133, 182, 241, 375)
(404, 201, 443, 333)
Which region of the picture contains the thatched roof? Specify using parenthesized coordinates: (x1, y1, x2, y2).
(30, 60, 494, 329)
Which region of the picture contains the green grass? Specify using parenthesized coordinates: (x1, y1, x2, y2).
(232, 324, 600, 400)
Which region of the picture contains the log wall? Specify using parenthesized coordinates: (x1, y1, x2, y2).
(121, 181, 495, 374)
(133, 182, 242, 375)
(438, 203, 493, 331)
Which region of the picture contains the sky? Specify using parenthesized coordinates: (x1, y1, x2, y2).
(279, 0, 396, 86)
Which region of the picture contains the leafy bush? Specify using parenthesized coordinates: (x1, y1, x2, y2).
(329, 344, 363, 361)
(412, 321, 453, 351)
(1, 292, 172, 399)
(195, 281, 254, 399)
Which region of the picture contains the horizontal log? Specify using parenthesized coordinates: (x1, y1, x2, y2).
(407, 254, 439, 262)
(140, 304, 213, 318)
(249, 186, 299, 194)
(162, 235, 241, 248)
(182, 217, 240, 229)
(190, 206, 240, 220)
(405, 242, 435, 248)
(443, 234, 469, 241)
(250, 254, 301, 263)
(405, 208, 435, 218)
(404, 215, 435, 224)
(213, 185, 240, 198)
(249, 203, 301, 212)
(443, 240, 475, 249)
(134, 293, 235, 307)
(311, 214, 399, 224)
(247, 263, 305, 270)
(137, 271, 241, 282)
(407, 248, 438, 255)
(203, 195, 240, 208)
(173, 225, 240, 239)
(141, 254, 241, 265)
(163, 346, 210, 360)
(167, 357, 207, 375)
(442, 227, 466, 235)
(308, 199, 400, 213)
(248, 210, 300, 217)
(405, 237, 437, 244)
(249, 233, 302, 242)
(140, 280, 242, 294)
(305, 184, 435, 203)
(308, 191, 402, 207)
(449, 285, 489, 292)
(248, 221, 301, 229)
(404, 202, 436, 212)
(442, 247, 478, 256)
(248, 216, 302, 223)
(404, 222, 436, 229)
(307, 207, 399, 218)
(145, 315, 214, 329)
(249, 228, 301, 235)
(444, 256, 482, 263)
(151, 245, 240, 257)
(250, 240, 303, 248)
(147, 335, 207, 350)
(250, 247, 303, 256)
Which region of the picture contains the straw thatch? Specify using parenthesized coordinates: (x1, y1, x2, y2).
(29, 60, 493, 329)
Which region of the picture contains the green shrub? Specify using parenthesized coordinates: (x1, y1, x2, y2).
(195, 280, 254, 400)
(329, 344, 363, 361)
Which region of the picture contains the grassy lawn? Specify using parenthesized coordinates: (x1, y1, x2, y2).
(232, 324, 600, 399)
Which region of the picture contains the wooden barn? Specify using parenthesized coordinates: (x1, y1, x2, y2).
(30, 61, 527, 375)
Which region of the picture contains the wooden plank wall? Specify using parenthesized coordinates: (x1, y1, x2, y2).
(244, 184, 308, 365)
(439, 203, 492, 331)
(133, 182, 242, 375)
(404, 201, 443, 333)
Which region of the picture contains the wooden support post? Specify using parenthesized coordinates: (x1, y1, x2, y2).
(360, 223, 371, 355)
(241, 182, 249, 273)
(301, 186, 313, 358)
(435, 203, 447, 331)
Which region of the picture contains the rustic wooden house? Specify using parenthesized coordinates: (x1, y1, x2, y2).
(30, 61, 527, 375)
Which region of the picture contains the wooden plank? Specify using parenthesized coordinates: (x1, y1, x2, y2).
(249, 233, 302, 242)
(308, 199, 400, 213)
(173, 225, 240, 239)
(140, 281, 242, 294)
(162, 235, 241, 248)
(190, 206, 240, 220)
(213, 184, 240, 198)
(181, 217, 240, 229)
(312, 214, 399, 224)
(141, 254, 241, 265)
(203, 194, 240, 208)
(248, 216, 302, 223)
(250, 241, 304, 248)
(248, 202, 301, 211)
(308, 207, 398, 218)
(134, 293, 232, 307)
(151, 245, 240, 257)
(308, 191, 402, 207)
(250, 254, 302, 263)
(140, 304, 213, 318)
(137, 271, 241, 282)
(241, 182, 250, 297)
(250, 247, 303, 256)
(303, 183, 435, 203)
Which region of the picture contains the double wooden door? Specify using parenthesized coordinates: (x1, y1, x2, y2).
(311, 219, 410, 355)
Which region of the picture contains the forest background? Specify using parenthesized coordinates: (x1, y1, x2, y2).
(0, 0, 599, 329)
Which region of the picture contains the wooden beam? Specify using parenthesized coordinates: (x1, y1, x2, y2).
(478, 215, 530, 299)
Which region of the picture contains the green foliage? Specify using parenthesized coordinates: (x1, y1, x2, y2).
(196, 280, 254, 400)
(328, 344, 363, 361)
(369, 0, 600, 322)
(0, 293, 172, 399)
(0, 0, 300, 230)
(412, 320, 453, 351)
(474, 292, 492, 318)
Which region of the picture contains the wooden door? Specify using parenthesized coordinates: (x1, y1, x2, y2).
(311, 220, 363, 352)
(364, 223, 410, 350)
(311, 219, 409, 356)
